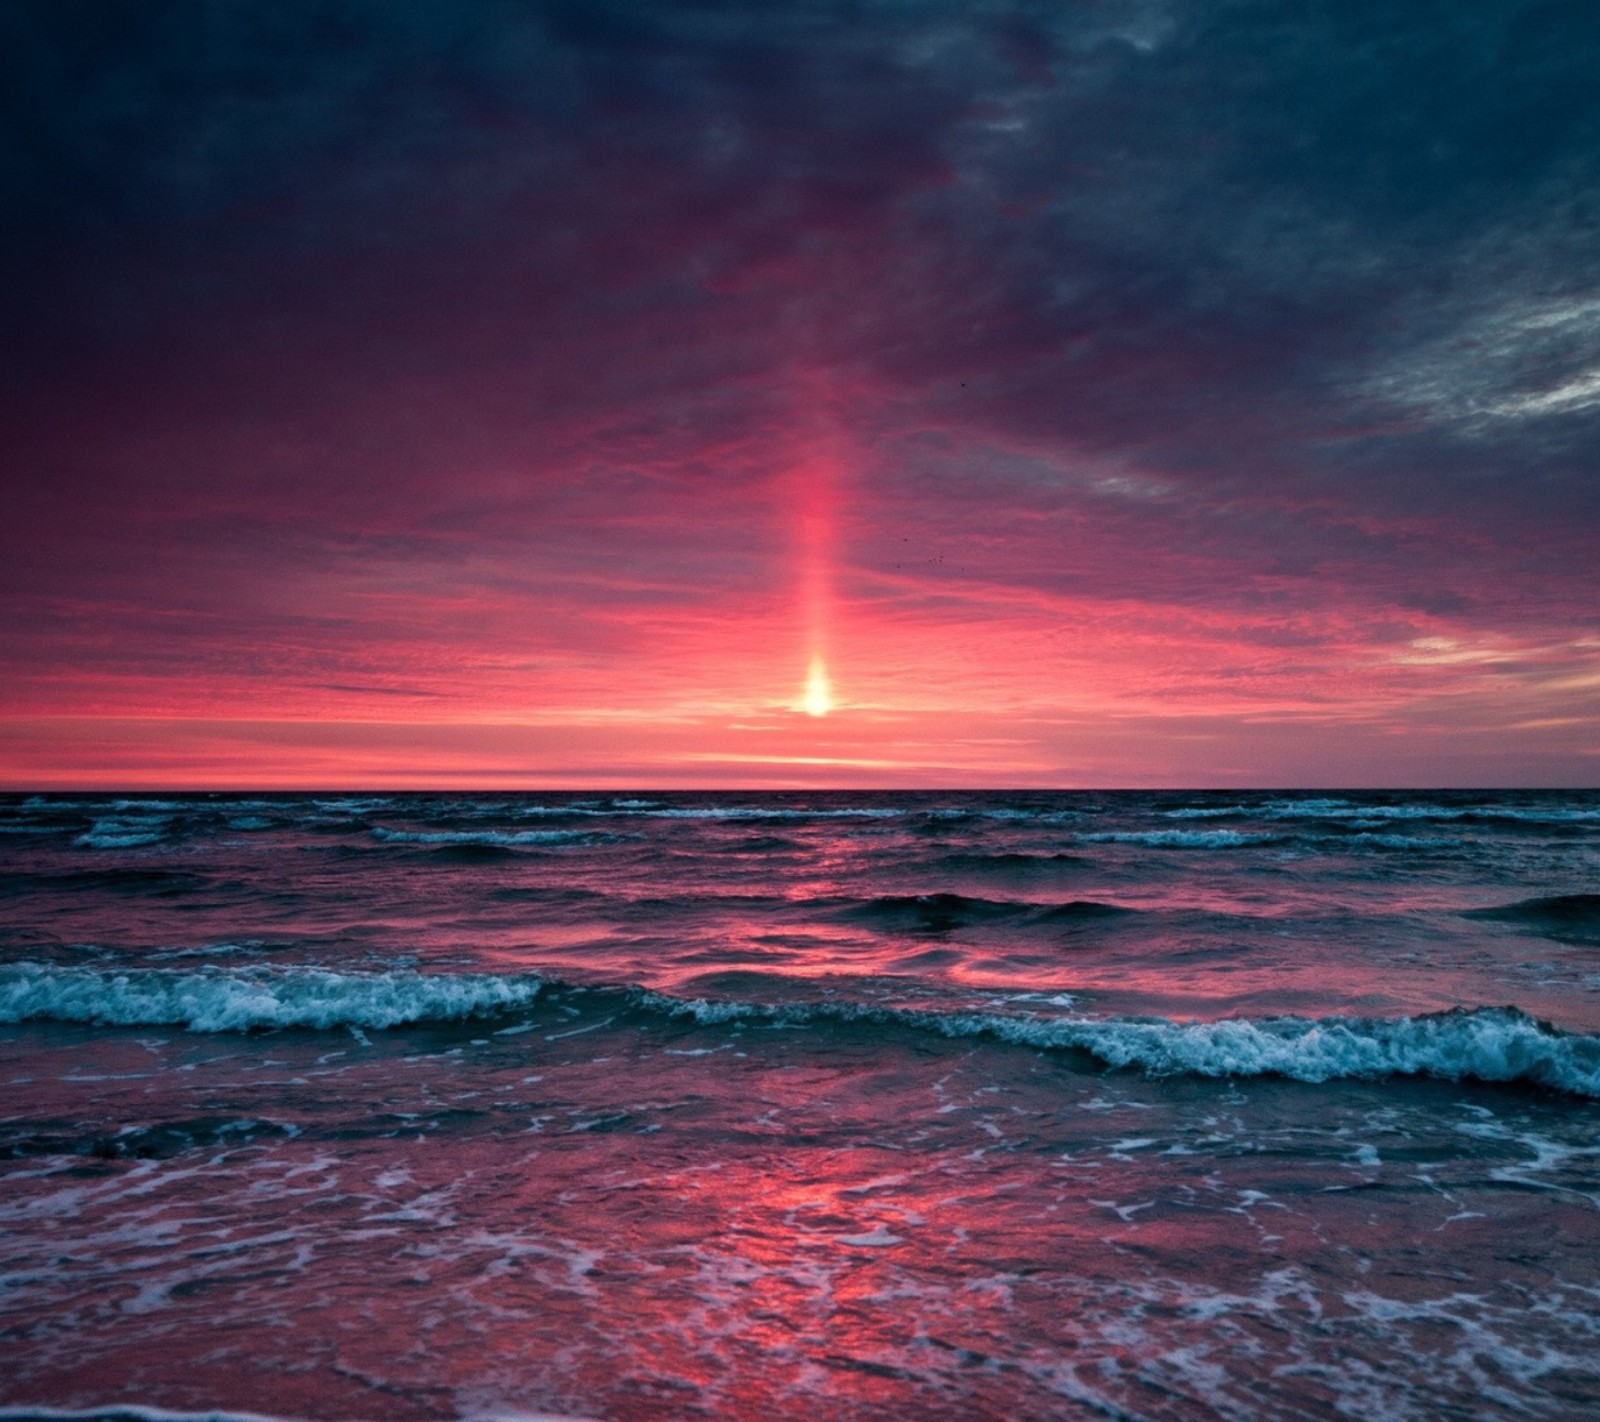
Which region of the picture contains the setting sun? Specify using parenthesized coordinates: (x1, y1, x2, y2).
(802, 656, 833, 716)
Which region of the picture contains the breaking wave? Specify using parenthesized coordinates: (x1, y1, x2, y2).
(0, 964, 545, 1032)
(4, 964, 1598, 1097)
(655, 997, 1600, 1098)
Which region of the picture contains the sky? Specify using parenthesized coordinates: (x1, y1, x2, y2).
(3, 0, 1599, 788)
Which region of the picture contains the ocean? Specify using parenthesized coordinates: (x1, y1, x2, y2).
(2, 789, 1598, 1420)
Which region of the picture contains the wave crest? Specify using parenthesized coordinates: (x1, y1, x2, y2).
(0, 964, 544, 1032)
(370, 827, 600, 847)
(653, 997, 1600, 1097)
(840, 892, 1131, 930)
(1025, 1007, 1600, 1095)
(5, 965, 1597, 1097)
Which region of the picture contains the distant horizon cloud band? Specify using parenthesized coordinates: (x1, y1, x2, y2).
(2, 1, 1598, 787)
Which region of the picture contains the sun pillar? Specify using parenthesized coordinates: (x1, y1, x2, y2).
(794, 445, 839, 716)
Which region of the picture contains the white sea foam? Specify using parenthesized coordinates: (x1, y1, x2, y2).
(649, 995, 1600, 1097)
(75, 817, 171, 849)
(0, 964, 545, 1032)
(1082, 825, 1459, 851)
(986, 1009, 1600, 1096)
(1165, 799, 1600, 825)
(147, 941, 283, 961)
(1339, 832, 1457, 849)
(1078, 829, 1270, 848)
(75, 831, 168, 849)
(512, 803, 624, 817)
(1163, 806, 1256, 819)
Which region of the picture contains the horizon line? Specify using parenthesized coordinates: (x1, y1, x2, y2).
(4, 784, 1597, 795)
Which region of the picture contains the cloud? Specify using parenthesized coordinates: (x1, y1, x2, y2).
(2, 0, 1598, 780)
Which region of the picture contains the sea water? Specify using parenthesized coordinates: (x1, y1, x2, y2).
(2, 790, 1598, 1419)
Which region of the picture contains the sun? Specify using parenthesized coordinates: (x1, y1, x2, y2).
(803, 655, 834, 717)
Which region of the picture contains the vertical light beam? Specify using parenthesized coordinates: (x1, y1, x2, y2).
(793, 437, 840, 716)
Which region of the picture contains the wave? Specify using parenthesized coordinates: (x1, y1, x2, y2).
(1078, 826, 1467, 853)
(504, 801, 903, 821)
(631, 805, 903, 821)
(5, 965, 1596, 1097)
(370, 827, 604, 847)
(931, 851, 1086, 872)
(1077, 829, 1282, 848)
(1466, 893, 1600, 942)
(840, 892, 1132, 930)
(6, 1114, 301, 1162)
(1324, 831, 1462, 851)
(0, 867, 217, 895)
(0, 964, 545, 1032)
(706, 833, 805, 853)
(654, 997, 1600, 1098)
(76, 826, 170, 849)
(1164, 799, 1600, 827)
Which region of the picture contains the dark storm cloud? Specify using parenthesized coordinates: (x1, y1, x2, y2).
(7, 5, 1595, 432)
(3, 0, 1599, 647)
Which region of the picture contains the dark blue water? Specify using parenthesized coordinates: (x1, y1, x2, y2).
(3, 791, 1599, 1419)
